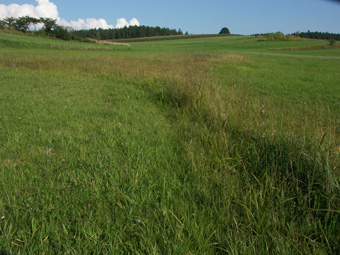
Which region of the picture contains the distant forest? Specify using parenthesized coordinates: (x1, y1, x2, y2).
(0, 16, 186, 41)
(73, 26, 186, 40)
(295, 31, 340, 41)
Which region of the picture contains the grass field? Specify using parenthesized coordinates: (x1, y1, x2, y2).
(1, 32, 340, 254)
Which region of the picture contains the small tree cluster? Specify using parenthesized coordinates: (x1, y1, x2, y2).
(1, 16, 54, 32)
(292, 30, 339, 46)
(264, 31, 290, 41)
(0, 16, 76, 41)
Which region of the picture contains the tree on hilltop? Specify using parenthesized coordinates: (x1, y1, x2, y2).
(15, 16, 32, 32)
(0, 20, 5, 29)
(40, 17, 57, 36)
(219, 27, 230, 35)
(3, 17, 16, 29)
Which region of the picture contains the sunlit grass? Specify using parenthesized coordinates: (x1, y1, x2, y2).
(0, 32, 340, 254)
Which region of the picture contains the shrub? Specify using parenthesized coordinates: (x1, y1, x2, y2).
(264, 31, 290, 41)
(329, 38, 336, 46)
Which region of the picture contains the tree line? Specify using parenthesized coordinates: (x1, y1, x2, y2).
(252, 31, 339, 43)
(0, 16, 187, 41)
(294, 31, 340, 41)
(73, 26, 186, 40)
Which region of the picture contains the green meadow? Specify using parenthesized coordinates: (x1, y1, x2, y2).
(0, 32, 340, 254)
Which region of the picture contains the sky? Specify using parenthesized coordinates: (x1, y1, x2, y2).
(1, 0, 340, 34)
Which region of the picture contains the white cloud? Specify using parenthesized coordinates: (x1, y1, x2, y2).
(0, 0, 58, 19)
(59, 18, 115, 30)
(0, 0, 140, 30)
(116, 18, 140, 29)
(59, 18, 140, 30)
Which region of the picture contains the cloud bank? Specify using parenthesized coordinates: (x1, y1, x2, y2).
(0, 0, 140, 30)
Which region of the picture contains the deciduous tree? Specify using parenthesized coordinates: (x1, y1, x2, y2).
(3, 17, 16, 29)
(40, 17, 57, 36)
(15, 16, 31, 32)
(219, 27, 230, 35)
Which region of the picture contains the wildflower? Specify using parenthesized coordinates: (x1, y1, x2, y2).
(112, 185, 115, 189)
(105, 155, 108, 158)
(138, 152, 141, 155)
(192, 213, 195, 216)
(136, 219, 141, 224)
(70, 147, 73, 150)
(62, 159, 65, 162)
(88, 204, 91, 208)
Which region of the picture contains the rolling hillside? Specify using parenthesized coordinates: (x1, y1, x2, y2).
(1, 32, 340, 254)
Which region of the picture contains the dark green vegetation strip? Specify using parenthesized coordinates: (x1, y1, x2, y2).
(110, 34, 231, 43)
(0, 33, 340, 254)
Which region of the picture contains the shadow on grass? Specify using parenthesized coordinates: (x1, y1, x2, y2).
(143, 77, 340, 253)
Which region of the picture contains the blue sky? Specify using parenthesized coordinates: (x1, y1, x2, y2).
(1, 0, 340, 34)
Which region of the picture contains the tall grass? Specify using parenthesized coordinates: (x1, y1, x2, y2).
(143, 54, 340, 253)
(0, 34, 339, 254)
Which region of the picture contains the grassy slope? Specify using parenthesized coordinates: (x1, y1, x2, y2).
(0, 33, 340, 254)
